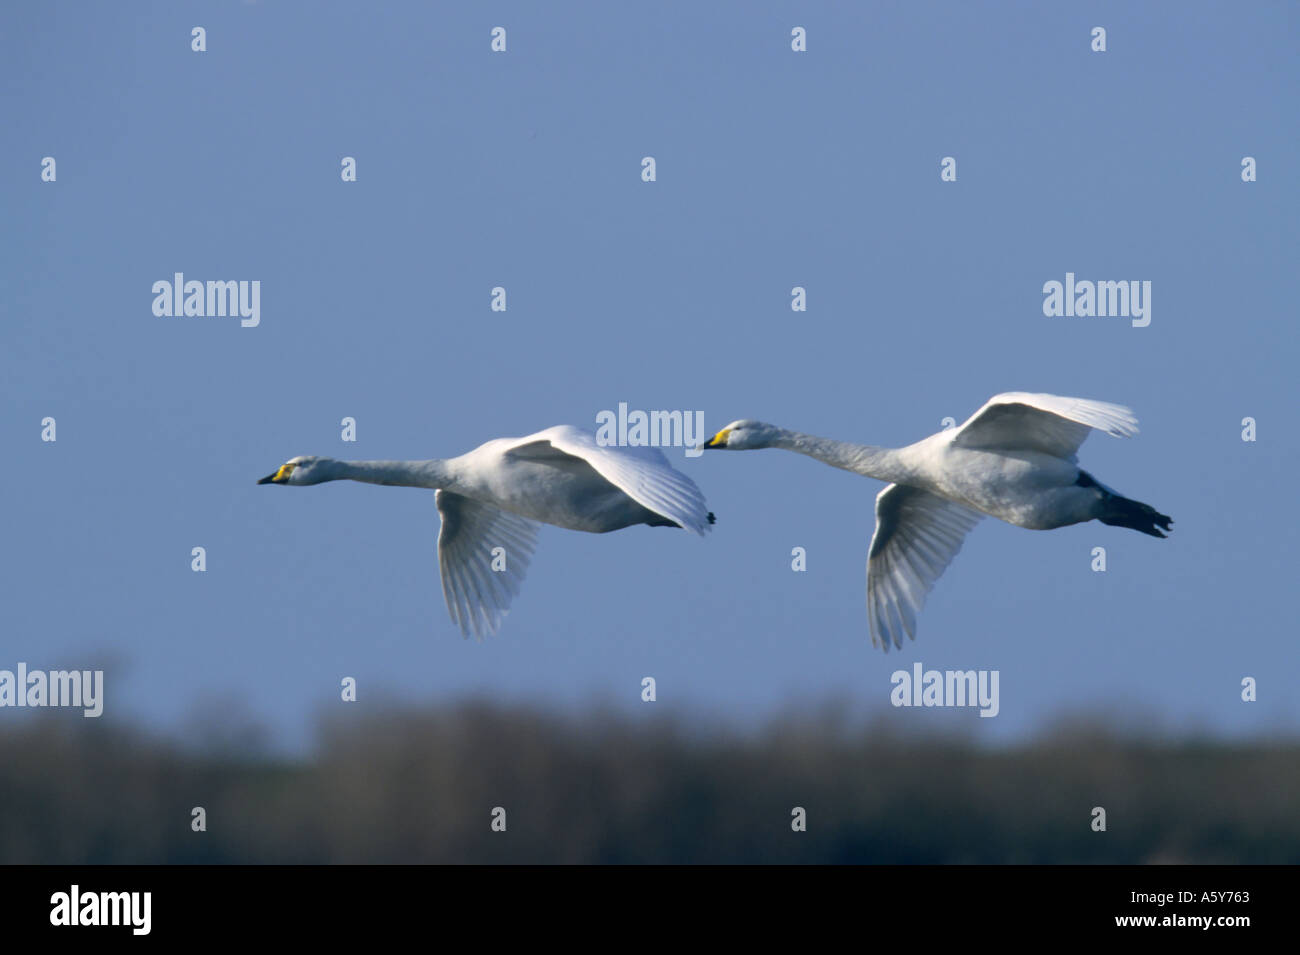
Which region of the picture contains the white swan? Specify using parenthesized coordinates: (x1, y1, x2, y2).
(259, 425, 714, 638)
(702, 392, 1172, 651)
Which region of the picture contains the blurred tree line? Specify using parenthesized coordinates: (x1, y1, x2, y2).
(1, 701, 1295, 863)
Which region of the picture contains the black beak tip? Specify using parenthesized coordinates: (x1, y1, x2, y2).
(257, 474, 276, 485)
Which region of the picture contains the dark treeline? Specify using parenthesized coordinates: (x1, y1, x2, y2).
(1, 702, 1295, 864)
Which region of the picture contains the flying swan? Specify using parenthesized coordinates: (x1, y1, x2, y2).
(259, 426, 714, 638)
(702, 392, 1172, 651)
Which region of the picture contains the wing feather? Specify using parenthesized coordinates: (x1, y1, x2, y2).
(867, 484, 983, 651)
(952, 392, 1138, 461)
(516, 425, 713, 535)
(435, 490, 540, 639)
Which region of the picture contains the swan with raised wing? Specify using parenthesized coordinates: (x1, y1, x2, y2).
(259, 426, 714, 639)
(702, 393, 1171, 651)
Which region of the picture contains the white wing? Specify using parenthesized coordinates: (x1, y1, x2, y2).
(524, 425, 713, 535)
(435, 490, 540, 639)
(867, 484, 983, 651)
(952, 392, 1138, 461)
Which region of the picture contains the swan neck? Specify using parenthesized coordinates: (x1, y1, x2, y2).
(330, 459, 451, 489)
(769, 430, 907, 483)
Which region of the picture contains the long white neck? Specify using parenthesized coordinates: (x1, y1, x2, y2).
(766, 429, 912, 484)
(321, 458, 455, 490)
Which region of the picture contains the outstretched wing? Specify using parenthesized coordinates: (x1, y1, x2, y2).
(517, 425, 713, 535)
(867, 484, 983, 651)
(951, 392, 1138, 461)
(435, 490, 540, 639)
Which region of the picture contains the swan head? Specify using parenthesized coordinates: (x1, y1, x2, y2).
(702, 420, 779, 451)
(257, 455, 331, 486)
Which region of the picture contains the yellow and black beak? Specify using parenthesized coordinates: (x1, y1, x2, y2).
(702, 428, 731, 450)
(257, 463, 295, 485)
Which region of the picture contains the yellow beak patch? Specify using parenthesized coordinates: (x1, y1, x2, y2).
(273, 463, 296, 482)
(706, 428, 731, 448)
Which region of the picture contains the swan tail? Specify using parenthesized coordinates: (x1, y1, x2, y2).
(1076, 470, 1172, 538)
(1098, 493, 1173, 538)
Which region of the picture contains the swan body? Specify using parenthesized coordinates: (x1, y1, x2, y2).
(259, 425, 714, 638)
(703, 392, 1171, 651)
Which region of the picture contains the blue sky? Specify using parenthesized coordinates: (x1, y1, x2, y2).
(2, 1, 1296, 751)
